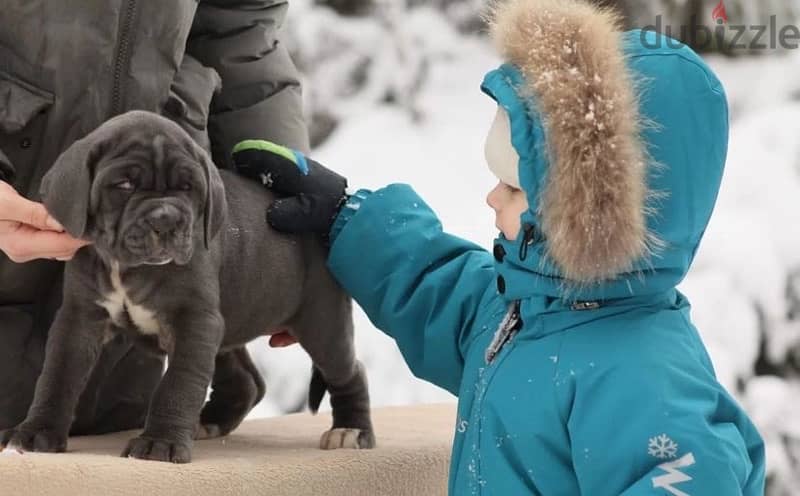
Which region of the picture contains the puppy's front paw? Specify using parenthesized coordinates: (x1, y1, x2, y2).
(319, 428, 376, 450)
(0, 425, 67, 453)
(122, 436, 192, 463)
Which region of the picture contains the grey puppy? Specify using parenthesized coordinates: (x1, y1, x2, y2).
(0, 111, 375, 463)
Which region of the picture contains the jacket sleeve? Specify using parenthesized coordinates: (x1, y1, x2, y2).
(327, 184, 497, 395)
(565, 359, 765, 495)
(186, 0, 310, 170)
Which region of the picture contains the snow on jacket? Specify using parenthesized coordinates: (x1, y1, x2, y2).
(326, 0, 766, 494)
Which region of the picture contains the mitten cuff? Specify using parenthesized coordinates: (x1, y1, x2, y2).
(329, 188, 373, 243)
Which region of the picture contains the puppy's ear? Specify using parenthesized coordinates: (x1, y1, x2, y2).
(199, 148, 227, 249)
(39, 135, 100, 238)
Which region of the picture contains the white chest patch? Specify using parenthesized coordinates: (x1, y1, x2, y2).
(97, 263, 161, 335)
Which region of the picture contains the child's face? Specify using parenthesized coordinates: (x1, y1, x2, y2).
(486, 182, 529, 241)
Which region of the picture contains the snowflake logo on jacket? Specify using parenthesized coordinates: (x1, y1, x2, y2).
(648, 433, 679, 459)
(648, 434, 697, 496)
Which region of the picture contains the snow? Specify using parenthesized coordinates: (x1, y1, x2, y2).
(246, 4, 800, 492)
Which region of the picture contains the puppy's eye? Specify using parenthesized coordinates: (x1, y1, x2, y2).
(113, 179, 135, 191)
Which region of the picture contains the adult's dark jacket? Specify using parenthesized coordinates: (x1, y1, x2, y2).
(0, 0, 309, 433)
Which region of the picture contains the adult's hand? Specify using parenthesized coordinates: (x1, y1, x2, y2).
(232, 140, 348, 237)
(268, 332, 298, 348)
(0, 181, 91, 263)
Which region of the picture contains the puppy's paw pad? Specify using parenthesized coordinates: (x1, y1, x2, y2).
(319, 428, 375, 450)
(122, 436, 192, 463)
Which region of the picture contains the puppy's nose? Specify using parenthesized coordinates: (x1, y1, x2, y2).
(145, 205, 182, 235)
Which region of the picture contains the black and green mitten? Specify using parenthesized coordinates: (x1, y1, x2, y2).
(232, 140, 349, 237)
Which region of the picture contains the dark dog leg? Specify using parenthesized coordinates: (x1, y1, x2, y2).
(0, 305, 44, 431)
(292, 290, 375, 449)
(195, 347, 265, 439)
(122, 310, 223, 463)
(0, 302, 107, 453)
(316, 359, 375, 449)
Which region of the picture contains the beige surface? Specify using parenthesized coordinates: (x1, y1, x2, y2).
(0, 403, 456, 496)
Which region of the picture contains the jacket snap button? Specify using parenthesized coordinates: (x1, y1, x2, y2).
(497, 275, 506, 294)
(20, 138, 32, 149)
(493, 244, 506, 262)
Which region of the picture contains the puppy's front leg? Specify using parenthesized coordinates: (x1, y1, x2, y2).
(122, 309, 223, 463)
(0, 303, 106, 453)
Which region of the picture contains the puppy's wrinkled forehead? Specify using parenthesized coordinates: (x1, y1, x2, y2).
(102, 133, 183, 172)
(96, 114, 201, 173)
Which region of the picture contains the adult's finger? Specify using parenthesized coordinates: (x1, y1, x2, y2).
(0, 190, 63, 231)
(1, 226, 89, 263)
(268, 332, 299, 348)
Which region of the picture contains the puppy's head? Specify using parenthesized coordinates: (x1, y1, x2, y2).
(40, 111, 227, 267)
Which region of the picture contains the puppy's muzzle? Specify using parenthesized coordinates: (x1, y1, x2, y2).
(145, 205, 183, 237)
(123, 202, 194, 266)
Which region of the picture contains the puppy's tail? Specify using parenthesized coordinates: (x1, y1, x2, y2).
(308, 366, 328, 414)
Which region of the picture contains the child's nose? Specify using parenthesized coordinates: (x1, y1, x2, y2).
(486, 183, 502, 210)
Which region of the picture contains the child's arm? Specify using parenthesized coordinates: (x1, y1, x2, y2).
(565, 358, 765, 495)
(328, 184, 496, 394)
(233, 142, 497, 394)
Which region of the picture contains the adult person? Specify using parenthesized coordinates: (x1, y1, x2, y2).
(0, 0, 309, 434)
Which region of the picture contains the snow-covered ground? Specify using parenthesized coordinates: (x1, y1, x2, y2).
(248, 4, 800, 492)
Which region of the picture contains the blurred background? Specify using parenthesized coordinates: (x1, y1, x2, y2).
(245, 1, 800, 493)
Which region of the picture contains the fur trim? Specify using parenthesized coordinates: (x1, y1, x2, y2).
(487, 0, 651, 283)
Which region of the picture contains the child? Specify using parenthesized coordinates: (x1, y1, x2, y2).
(233, 0, 765, 493)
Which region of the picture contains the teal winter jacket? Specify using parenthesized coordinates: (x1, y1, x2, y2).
(326, 27, 765, 496)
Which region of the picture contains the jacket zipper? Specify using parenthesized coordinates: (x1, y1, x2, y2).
(468, 300, 521, 494)
(485, 300, 521, 364)
(111, 0, 137, 116)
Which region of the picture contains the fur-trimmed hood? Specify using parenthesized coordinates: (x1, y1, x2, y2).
(482, 0, 729, 299)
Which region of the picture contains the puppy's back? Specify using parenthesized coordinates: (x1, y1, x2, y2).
(216, 170, 312, 345)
